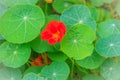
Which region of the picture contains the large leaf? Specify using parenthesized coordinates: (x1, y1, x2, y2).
(60, 5, 96, 31)
(76, 50, 104, 69)
(30, 37, 56, 53)
(0, 42, 31, 68)
(97, 19, 120, 38)
(95, 34, 120, 57)
(22, 73, 44, 80)
(101, 59, 120, 80)
(0, 67, 22, 80)
(83, 75, 104, 80)
(41, 61, 70, 80)
(0, 5, 45, 43)
(0, 0, 38, 7)
(61, 24, 95, 60)
(52, 0, 73, 13)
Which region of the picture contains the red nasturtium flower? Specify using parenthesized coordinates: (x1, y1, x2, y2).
(31, 54, 51, 66)
(41, 20, 66, 44)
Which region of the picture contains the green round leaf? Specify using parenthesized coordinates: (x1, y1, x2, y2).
(95, 34, 120, 57)
(76, 50, 104, 69)
(30, 37, 56, 53)
(61, 24, 95, 60)
(97, 19, 120, 38)
(53, 0, 73, 13)
(0, 67, 22, 80)
(101, 59, 120, 80)
(24, 66, 43, 75)
(48, 51, 68, 61)
(60, 5, 96, 31)
(0, 42, 31, 68)
(41, 61, 70, 80)
(22, 73, 44, 80)
(83, 75, 104, 80)
(0, 0, 38, 7)
(0, 5, 45, 43)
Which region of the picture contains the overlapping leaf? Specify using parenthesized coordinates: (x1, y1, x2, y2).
(61, 24, 95, 60)
(41, 61, 70, 80)
(60, 5, 96, 31)
(95, 34, 120, 57)
(0, 42, 31, 68)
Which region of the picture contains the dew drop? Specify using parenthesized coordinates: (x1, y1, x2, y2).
(79, 20, 83, 24)
(13, 51, 17, 55)
(109, 43, 114, 47)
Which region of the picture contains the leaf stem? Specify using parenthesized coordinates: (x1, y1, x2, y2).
(45, 2, 48, 15)
(70, 58, 75, 80)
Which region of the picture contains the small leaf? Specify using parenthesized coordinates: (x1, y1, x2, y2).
(60, 5, 96, 31)
(30, 37, 56, 53)
(0, 5, 45, 43)
(22, 73, 44, 80)
(101, 59, 120, 80)
(0, 42, 31, 68)
(41, 61, 70, 80)
(97, 19, 120, 38)
(76, 50, 104, 69)
(48, 51, 68, 61)
(0, 67, 22, 80)
(53, 0, 73, 13)
(61, 24, 95, 60)
(95, 34, 120, 57)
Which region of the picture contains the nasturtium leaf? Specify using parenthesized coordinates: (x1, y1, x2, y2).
(30, 37, 56, 53)
(48, 51, 68, 61)
(0, 5, 45, 43)
(0, 42, 31, 68)
(60, 5, 96, 31)
(52, 0, 73, 13)
(97, 19, 120, 38)
(61, 24, 95, 60)
(95, 34, 120, 57)
(89, 7, 99, 21)
(116, 1, 120, 16)
(24, 66, 43, 75)
(101, 59, 120, 80)
(0, 67, 22, 80)
(41, 61, 70, 80)
(0, 0, 38, 7)
(83, 75, 104, 80)
(76, 50, 104, 69)
(22, 73, 44, 80)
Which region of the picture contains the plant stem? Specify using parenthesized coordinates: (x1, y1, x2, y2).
(45, 3, 48, 15)
(70, 58, 75, 80)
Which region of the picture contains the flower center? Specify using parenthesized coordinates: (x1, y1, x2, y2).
(52, 31, 60, 40)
